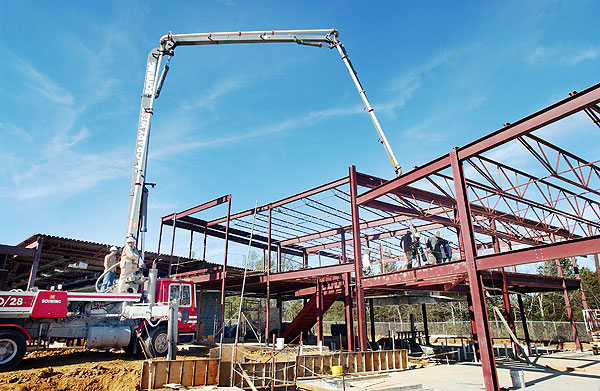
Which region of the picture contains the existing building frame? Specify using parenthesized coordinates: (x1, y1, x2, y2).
(159, 82, 600, 391)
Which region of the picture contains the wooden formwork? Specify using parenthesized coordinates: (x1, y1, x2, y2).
(140, 358, 219, 390)
(296, 350, 408, 378)
(232, 361, 297, 390)
(232, 350, 408, 390)
(141, 350, 408, 390)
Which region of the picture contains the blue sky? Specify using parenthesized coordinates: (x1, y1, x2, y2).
(1, 1, 599, 269)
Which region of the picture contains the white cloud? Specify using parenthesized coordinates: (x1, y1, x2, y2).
(389, 45, 477, 97)
(6, 51, 74, 106)
(150, 103, 363, 158)
(181, 76, 253, 111)
(148, 200, 178, 211)
(10, 149, 129, 200)
(528, 45, 600, 67)
(0, 49, 130, 201)
(566, 47, 600, 66)
(528, 46, 555, 64)
(0, 122, 33, 142)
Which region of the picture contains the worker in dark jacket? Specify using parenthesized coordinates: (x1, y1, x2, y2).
(400, 232, 414, 269)
(427, 231, 450, 264)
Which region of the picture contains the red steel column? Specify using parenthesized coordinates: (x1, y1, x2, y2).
(343, 272, 355, 351)
(341, 229, 347, 262)
(201, 226, 208, 263)
(450, 149, 499, 391)
(266, 207, 272, 346)
(349, 166, 368, 351)
(316, 280, 324, 345)
(219, 196, 232, 339)
(466, 293, 480, 360)
(491, 220, 519, 357)
(454, 207, 465, 259)
(168, 213, 177, 275)
(277, 294, 283, 336)
(342, 224, 355, 349)
(501, 270, 519, 356)
(157, 222, 164, 254)
(556, 259, 582, 351)
(516, 294, 531, 354)
(277, 244, 282, 273)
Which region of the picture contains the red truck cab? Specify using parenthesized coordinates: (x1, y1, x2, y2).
(151, 279, 197, 334)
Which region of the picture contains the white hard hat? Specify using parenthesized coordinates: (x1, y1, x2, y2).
(110, 246, 118, 251)
(126, 236, 136, 243)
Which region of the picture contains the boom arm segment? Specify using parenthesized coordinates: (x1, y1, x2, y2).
(331, 35, 402, 176)
(127, 48, 163, 242)
(126, 28, 402, 252)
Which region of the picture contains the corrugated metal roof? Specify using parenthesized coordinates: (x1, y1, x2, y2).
(6, 234, 225, 291)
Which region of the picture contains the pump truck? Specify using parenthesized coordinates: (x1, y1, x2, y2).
(0, 29, 401, 371)
(0, 271, 197, 370)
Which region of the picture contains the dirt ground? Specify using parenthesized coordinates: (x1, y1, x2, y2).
(0, 347, 211, 391)
(0, 349, 141, 391)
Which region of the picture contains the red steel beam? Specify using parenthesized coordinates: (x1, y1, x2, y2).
(295, 281, 344, 297)
(362, 261, 468, 288)
(361, 172, 574, 240)
(208, 176, 349, 226)
(277, 213, 408, 247)
(364, 198, 539, 246)
(357, 155, 451, 206)
(458, 82, 600, 160)
(162, 195, 230, 222)
(303, 222, 444, 253)
(357, 82, 600, 206)
(476, 235, 600, 271)
(260, 262, 354, 283)
(167, 219, 306, 258)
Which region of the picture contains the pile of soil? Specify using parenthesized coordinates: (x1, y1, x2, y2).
(0, 349, 142, 391)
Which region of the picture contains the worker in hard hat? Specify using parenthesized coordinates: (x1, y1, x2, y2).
(101, 246, 119, 291)
(117, 236, 140, 293)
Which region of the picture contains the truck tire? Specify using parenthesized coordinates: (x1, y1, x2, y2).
(146, 326, 169, 357)
(0, 330, 27, 371)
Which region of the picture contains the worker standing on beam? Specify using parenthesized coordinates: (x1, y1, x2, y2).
(400, 232, 414, 269)
(118, 236, 140, 293)
(101, 246, 119, 291)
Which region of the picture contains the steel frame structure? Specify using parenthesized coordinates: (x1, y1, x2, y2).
(158, 82, 600, 391)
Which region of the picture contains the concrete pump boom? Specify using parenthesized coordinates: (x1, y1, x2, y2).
(126, 28, 401, 255)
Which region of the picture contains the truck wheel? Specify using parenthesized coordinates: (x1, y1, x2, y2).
(146, 326, 169, 357)
(0, 330, 27, 371)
